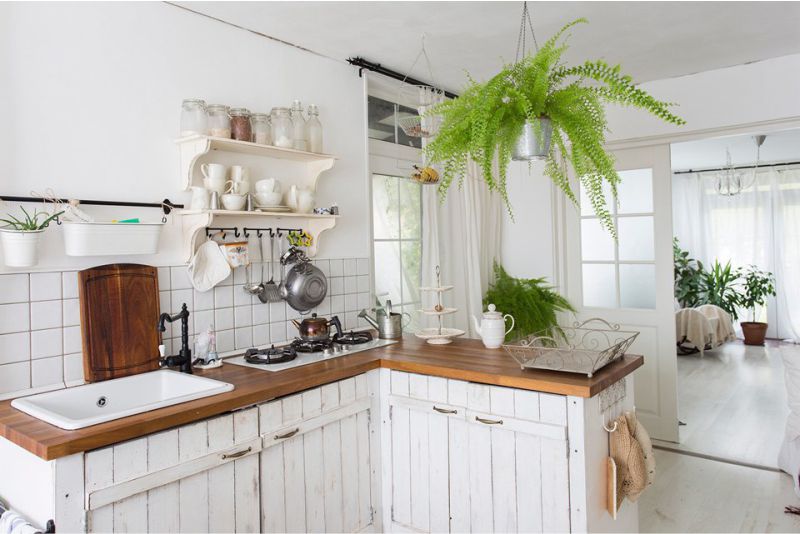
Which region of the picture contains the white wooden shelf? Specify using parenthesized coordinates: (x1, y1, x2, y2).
(175, 135, 337, 191)
(175, 209, 337, 262)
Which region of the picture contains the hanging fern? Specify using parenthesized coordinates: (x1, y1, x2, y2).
(424, 18, 686, 235)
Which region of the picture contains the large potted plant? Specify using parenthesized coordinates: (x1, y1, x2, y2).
(484, 263, 574, 342)
(0, 206, 62, 267)
(673, 238, 704, 308)
(699, 260, 743, 320)
(426, 18, 686, 234)
(739, 265, 776, 346)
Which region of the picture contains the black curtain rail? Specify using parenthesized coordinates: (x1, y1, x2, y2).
(0, 196, 183, 214)
(347, 56, 458, 100)
(673, 160, 800, 175)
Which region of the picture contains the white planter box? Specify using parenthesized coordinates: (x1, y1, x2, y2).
(0, 229, 43, 267)
(62, 221, 164, 256)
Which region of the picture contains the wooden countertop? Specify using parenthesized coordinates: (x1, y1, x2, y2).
(0, 336, 643, 460)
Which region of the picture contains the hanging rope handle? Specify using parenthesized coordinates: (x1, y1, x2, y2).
(514, 1, 540, 63)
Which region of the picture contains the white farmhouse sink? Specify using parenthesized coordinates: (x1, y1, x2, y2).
(11, 370, 234, 430)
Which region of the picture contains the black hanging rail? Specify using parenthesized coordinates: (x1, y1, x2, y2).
(242, 227, 275, 238)
(0, 196, 183, 214)
(346, 56, 458, 100)
(673, 160, 800, 175)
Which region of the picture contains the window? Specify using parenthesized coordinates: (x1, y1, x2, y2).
(367, 96, 422, 149)
(372, 173, 422, 328)
(580, 168, 657, 309)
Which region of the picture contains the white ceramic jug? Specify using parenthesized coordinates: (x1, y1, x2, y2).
(286, 185, 315, 214)
(471, 304, 515, 349)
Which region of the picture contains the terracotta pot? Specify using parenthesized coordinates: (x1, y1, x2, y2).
(741, 321, 768, 346)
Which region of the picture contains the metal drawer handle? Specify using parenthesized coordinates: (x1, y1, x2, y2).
(433, 406, 458, 415)
(221, 446, 252, 460)
(475, 416, 504, 425)
(274, 428, 300, 440)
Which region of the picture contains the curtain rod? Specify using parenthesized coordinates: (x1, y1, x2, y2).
(673, 160, 800, 175)
(346, 57, 458, 99)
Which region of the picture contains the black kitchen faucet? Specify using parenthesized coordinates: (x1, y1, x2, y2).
(157, 303, 193, 374)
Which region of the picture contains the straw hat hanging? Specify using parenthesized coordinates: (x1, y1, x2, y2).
(609, 414, 648, 510)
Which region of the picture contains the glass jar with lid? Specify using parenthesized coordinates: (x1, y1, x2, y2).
(207, 104, 231, 138)
(229, 107, 252, 141)
(251, 113, 271, 145)
(290, 100, 307, 151)
(271, 107, 293, 148)
(180, 99, 207, 137)
(306, 104, 323, 153)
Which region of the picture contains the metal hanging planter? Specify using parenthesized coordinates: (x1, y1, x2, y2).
(512, 116, 553, 161)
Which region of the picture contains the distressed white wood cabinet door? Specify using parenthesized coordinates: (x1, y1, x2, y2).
(259, 375, 374, 533)
(387, 371, 571, 533)
(84, 407, 261, 533)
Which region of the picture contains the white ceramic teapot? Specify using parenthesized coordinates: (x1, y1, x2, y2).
(286, 185, 315, 214)
(472, 304, 515, 349)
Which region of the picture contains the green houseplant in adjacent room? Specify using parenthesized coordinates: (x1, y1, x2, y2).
(0, 206, 63, 267)
(484, 263, 574, 342)
(425, 18, 686, 235)
(673, 238, 705, 308)
(739, 265, 777, 346)
(699, 260, 743, 320)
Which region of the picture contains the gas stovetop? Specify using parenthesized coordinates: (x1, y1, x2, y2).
(226, 332, 397, 372)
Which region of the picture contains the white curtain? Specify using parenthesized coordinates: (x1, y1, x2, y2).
(421, 161, 502, 337)
(672, 167, 800, 341)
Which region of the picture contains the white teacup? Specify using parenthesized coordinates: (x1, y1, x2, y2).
(201, 163, 226, 181)
(255, 191, 283, 206)
(230, 165, 249, 182)
(203, 176, 225, 195)
(255, 178, 276, 193)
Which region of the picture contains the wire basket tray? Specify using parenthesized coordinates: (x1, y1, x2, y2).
(502, 318, 639, 378)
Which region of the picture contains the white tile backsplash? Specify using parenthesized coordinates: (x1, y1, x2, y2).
(30, 272, 61, 302)
(0, 333, 29, 365)
(0, 303, 29, 334)
(31, 300, 62, 330)
(0, 258, 371, 398)
(0, 274, 29, 304)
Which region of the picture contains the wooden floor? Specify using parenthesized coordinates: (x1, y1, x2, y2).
(657, 340, 792, 468)
(639, 449, 800, 533)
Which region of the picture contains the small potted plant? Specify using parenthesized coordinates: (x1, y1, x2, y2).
(739, 265, 776, 346)
(0, 206, 63, 267)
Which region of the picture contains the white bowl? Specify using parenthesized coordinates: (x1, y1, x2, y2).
(255, 191, 283, 206)
(255, 178, 278, 193)
(221, 193, 246, 211)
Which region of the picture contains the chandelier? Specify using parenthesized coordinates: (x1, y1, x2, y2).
(715, 135, 766, 196)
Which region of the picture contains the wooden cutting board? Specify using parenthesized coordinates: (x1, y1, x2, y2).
(79, 264, 161, 382)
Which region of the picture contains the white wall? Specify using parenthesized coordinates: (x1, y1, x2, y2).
(605, 53, 800, 142)
(0, 2, 370, 272)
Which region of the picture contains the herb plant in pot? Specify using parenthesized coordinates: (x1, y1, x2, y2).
(425, 18, 686, 234)
(739, 266, 776, 346)
(0, 206, 62, 267)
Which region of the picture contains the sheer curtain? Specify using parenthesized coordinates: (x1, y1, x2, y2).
(672, 167, 800, 340)
(421, 160, 502, 337)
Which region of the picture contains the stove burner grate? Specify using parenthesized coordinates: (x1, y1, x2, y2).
(334, 330, 374, 345)
(244, 345, 297, 365)
(291, 338, 334, 353)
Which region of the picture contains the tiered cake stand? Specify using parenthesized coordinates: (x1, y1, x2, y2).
(415, 266, 465, 345)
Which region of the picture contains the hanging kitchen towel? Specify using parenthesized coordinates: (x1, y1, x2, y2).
(624, 410, 656, 501)
(188, 240, 231, 292)
(609, 413, 647, 510)
(0, 510, 38, 534)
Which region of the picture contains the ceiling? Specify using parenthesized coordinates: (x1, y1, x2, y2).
(177, 1, 800, 94)
(671, 128, 800, 171)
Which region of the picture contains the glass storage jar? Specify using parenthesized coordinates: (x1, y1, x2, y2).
(290, 100, 307, 151)
(180, 99, 207, 137)
(207, 104, 231, 138)
(251, 113, 271, 145)
(229, 107, 252, 141)
(306, 104, 323, 153)
(271, 107, 293, 148)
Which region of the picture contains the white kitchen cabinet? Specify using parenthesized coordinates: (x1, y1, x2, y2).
(84, 407, 261, 533)
(258, 374, 375, 533)
(385, 370, 571, 533)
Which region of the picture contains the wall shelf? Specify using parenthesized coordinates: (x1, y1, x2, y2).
(175, 209, 337, 262)
(174, 135, 337, 191)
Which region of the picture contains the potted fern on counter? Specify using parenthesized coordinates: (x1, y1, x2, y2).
(426, 18, 686, 234)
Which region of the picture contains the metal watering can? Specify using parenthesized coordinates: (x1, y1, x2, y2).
(358, 300, 411, 340)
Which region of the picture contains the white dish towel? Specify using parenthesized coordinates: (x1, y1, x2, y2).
(0, 510, 39, 534)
